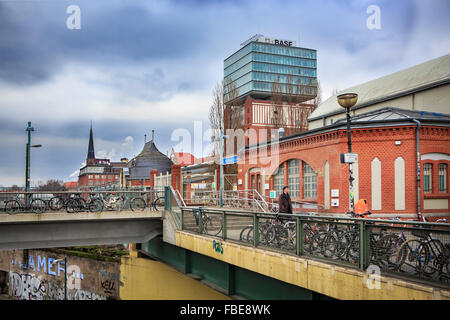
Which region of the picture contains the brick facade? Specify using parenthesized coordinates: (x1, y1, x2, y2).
(238, 124, 450, 219)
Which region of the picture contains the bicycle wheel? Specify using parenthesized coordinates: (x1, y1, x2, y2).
(31, 199, 46, 214)
(266, 224, 289, 249)
(422, 240, 444, 276)
(130, 197, 146, 211)
(309, 232, 327, 256)
(204, 215, 223, 236)
(322, 233, 339, 259)
(48, 196, 64, 211)
(376, 234, 404, 270)
(66, 199, 81, 213)
(5, 200, 21, 214)
(239, 226, 253, 243)
(88, 198, 104, 213)
(396, 240, 429, 275)
(337, 231, 359, 263)
(153, 197, 164, 211)
(246, 227, 254, 243)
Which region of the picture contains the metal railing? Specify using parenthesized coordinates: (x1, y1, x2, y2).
(0, 190, 166, 214)
(174, 206, 450, 287)
(184, 189, 270, 212)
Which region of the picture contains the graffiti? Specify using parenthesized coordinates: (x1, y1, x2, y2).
(10, 273, 46, 300)
(72, 289, 106, 300)
(101, 280, 115, 294)
(12, 254, 84, 280)
(212, 240, 224, 255)
(9, 272, 106, 301)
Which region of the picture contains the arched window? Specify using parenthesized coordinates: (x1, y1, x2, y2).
(303, 162, 317, 199)
(424, 163, 433, 194)
(288, 159, 299, 198)
(439, 164, 447, 193)
(273, 165, 284, 196)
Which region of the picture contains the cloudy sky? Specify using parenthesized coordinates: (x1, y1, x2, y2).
(0, 0, 449, 186)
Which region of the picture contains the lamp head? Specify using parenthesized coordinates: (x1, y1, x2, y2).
(337, 93, 358, 109)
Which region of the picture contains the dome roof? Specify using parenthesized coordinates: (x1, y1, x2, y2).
(127, 140, 173, 180)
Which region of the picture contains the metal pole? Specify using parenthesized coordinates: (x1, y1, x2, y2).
(25, 122, 32, 207)
(346, 109, 355, 214)
(219, 131, 224, 208)
(64, 257, 67, 300)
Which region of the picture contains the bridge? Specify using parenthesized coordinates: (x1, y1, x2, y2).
(0, 210, 162, 250)
(0, 188, 449, 300)
(0, 190, 163, 250)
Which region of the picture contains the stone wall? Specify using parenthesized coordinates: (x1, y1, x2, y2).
(0, 249, 121, 300)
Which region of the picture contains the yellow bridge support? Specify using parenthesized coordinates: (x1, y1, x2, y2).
(175, 231, 450, 300)
(120, 255, 230, 300)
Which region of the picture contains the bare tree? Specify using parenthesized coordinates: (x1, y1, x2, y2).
(312, 79, 322, 110)
(36, 179, 66, 191)
(208, 77, 238, 157)
(270, 78, 284, 126)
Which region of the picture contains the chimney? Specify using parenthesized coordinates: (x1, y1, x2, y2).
(152, 130, 155, 142)
(144, 134, 147, 144)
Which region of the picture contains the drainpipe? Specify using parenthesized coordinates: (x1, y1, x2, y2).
(412, 119, 421, 220)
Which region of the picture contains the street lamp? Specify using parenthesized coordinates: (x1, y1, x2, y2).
(54, 257, 67, 300)
(25, 122, 42, 206)
(337, 93, 358, 214)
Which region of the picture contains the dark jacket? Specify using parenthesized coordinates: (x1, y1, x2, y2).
(278, 192, 293, 213)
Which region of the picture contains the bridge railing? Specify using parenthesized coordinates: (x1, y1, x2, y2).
(0, 190, 165, 214)
(184, 189, 271, 212)
(177, 207, 450, 287)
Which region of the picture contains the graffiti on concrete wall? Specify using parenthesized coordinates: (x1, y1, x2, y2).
(9, 272, 106, 300)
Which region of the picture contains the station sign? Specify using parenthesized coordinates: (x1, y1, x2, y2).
(223, 155, 238, 165)
(340, 153, 359, 164)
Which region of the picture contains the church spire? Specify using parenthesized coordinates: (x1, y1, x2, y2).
(87, 121, 95, 160)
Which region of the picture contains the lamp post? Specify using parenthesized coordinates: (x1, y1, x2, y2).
(337, 93, 358, 214)
(25, 121, 42, 206)
(54, 257, 67, 300)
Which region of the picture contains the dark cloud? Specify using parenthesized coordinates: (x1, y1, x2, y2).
(0, 0, 208, 86)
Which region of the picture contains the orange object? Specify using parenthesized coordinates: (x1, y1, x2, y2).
(354, 199, 369, 215)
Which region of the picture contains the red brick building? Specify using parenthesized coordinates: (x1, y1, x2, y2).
(237, 107, 450, 219)
(77, 125, 126, 189)
(237, 55, 450, 219)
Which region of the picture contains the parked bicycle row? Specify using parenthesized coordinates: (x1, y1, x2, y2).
(237, 214, 450, 283)
(0, 191, 166, 214)
(177, 208, 450, 284)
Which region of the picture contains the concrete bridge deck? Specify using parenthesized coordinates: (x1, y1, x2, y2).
(0, 210, 162, 250)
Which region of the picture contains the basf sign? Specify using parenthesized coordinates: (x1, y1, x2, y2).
(241, 34, 296, 47)
(257, 36, 296, 47)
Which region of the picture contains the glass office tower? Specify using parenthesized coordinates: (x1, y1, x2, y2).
(224, 37, 317, 103)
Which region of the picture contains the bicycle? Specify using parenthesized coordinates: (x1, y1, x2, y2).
(396, 218, 449, 280)
(66, 193, 103, 213)
(5, 194, 47, 214)
(192, 208, 223, 236)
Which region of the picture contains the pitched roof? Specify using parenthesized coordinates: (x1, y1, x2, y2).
(309, 54, 450, 121)
(127, 140, 173, 179)
(87, 124, 95, 160)
(334, 107, 450, 125)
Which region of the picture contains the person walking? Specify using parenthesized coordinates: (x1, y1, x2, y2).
(278, 186, 293, 214)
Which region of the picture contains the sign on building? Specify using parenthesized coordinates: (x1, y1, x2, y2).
(223, 155, 238, 165)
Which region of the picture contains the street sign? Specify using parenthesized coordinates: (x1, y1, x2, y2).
(223, 155, 238, 165)
(270, 190, 277, 199)
(340, 153, 358, 164)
